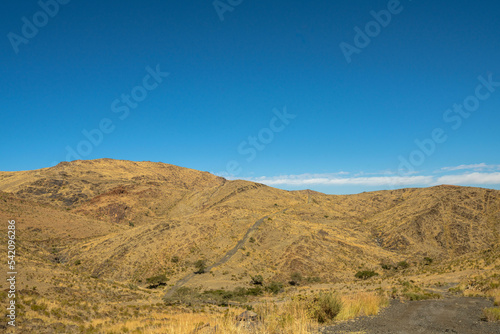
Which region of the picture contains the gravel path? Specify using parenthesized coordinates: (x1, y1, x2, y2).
(321, 296, 500, 334)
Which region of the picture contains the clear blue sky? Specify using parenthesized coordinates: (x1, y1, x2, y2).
(1, 0, 499, 194)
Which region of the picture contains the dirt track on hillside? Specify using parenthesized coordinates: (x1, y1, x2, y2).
(165, 210, 286, 298)
(321, 295, 500, 334)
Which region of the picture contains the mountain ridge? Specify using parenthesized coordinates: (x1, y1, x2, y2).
(1, 159, 499, 289)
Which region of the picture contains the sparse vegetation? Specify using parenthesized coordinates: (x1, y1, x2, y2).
(145, 274, 168, 288)
(251, 274, 264, 285)
(483, 307, 500, 322)
(164, 286, 263, 306)
(266, 281, 284, 294)
(397, 261, 410, 269)
(396, 280, 442, 300)
(3, 160, 500, 333)
(355, 270, 379, 280)
(306, 276, 321, 283)
(308, 291, 343, 323)
(194, 260, 206, 274)
(290, 272, 303, 286)
(336, 292, 388, 321)
(380, 262, 393, 270)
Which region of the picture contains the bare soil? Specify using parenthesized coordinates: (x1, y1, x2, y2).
(321, 296, 500, 334)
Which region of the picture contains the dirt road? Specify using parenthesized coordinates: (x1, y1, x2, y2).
(165, 210, 285, 298)
(321, 296, 500, 334)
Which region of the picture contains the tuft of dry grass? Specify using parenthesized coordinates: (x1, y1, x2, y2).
(127, 300, 316, 334)
(487, 289, 500, 306)
(254, 299, 315, 334)
(336, 292, 389, 321)
(483, 307, 500, 322)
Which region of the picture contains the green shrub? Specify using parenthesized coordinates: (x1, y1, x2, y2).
(380, 263, 393, 270)
(483, 307, 500, 322)
(74, 260, 81, 266)
(266, 281, 283, 294)
(289, 272, 303, 286)
(397, 261, 410, 269)
(30, 302, 48, 312)
(146, 274, 168, 286)
(164, 286, 262, 306)
(309, 292, 343, 323)
(423, 257, 433, 265)
(194, 260, 206, 274)
(403, 292, 441, 300)
(355, 270, 379, 280)
(245, 286, 263, 296)
(251, 275, 264, 285)
(203, 289, 234, 301)
(249, 237, 256, 243)
(171, 255, 180, 263)
(306, 276, 322, 283)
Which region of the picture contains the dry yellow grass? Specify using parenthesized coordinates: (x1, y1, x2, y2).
(483, 307, 500, 322)
(96, 292, 387, 333)
(488, 289, 500, 306)
(2, 159, 500, 333)
(88, 302, 314, 334)
(255, 299, 315, 334)
(336, 292, 389, 321)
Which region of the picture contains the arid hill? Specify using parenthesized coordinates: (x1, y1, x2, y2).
(1, 159, 499, 290)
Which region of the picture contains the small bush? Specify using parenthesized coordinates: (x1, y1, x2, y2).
(165, 286, 262, 306)
(245, 286, 263, 296)
(403, 292, 441, 301)
(423, 257, 433, 265)
(483, 307, 500, 322)
(306, 276, 322, 283)
(74, 260, 81, 266)
(397, 261, 410, 269)
(355, 270, 379, 280)
(249, 237, 256, 243)
(289, 272, 303, 286)
(251, 275, 264, 285)
(30, 302, 48, 312)
(146, 274, 168, 285)
(171, 255, 179, 263)
(266, 281, 283, 294)
(336, 292, 388, 321)
(380, 263, 393, 270)
(194, 260, 206, 274)
(309, 292, 342, 323)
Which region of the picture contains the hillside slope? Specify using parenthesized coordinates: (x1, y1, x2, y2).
(1, 159, 499, 290)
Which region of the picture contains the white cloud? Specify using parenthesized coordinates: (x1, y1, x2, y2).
(239, 169, 500, 188)
(436, 172, 500, 185)
(243, 174, 434, 187)
(440, 163, 500, 172)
